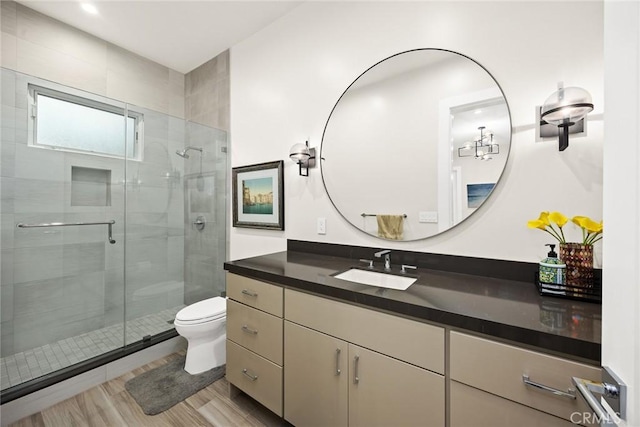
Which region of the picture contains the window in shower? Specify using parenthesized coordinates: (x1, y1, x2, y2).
(28, 84, 144, 160)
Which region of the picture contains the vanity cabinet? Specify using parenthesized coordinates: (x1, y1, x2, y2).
(224, 269, 600, 427)
(225, 273, 284, 416)
(449, 331, 599, 427)
(284, 289, 445, 427)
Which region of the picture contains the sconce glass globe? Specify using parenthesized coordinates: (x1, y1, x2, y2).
(541, 86, 594, 126)
(289, 143, 310, 163)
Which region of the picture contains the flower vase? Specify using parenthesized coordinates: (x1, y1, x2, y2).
(559, 243, 594, 292)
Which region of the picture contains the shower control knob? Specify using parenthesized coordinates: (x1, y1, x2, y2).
(193, 216, 206, 231)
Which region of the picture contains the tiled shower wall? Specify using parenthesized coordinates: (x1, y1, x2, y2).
(184, 52, 230, 302)
(186, 51, 230, 132)
(182, 123, 228, 304)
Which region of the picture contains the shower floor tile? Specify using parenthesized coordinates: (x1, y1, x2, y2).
(0, 305, 184, 391)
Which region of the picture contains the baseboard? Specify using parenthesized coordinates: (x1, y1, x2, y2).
(0, 337, 186, 426)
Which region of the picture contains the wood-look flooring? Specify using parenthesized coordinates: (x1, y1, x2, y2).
(10, 351, 288, 427)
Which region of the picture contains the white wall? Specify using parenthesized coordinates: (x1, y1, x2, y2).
(602, 1, 640, 424)
(230, 1, 604, 263)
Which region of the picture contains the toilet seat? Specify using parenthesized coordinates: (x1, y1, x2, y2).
(175, 297, 226, 325)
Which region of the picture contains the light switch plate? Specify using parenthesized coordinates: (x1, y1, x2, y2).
(317, 217, 326, 234)
(419, 211, 438, 223)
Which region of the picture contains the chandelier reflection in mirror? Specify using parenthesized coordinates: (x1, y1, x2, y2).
(457, 126, 499, 161)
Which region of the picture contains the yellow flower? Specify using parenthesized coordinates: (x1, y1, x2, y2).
(585, 218, 602, 233)
(538, 211, 550, 226)
(529, 211, 602, 245)
(549, 211, 568, 227)
(527, 219, 547, 230)
(571, 216, 603, 245)
(527, 211, 565, 243)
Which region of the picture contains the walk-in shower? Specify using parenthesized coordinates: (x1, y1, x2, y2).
(0, 68, 228, 401)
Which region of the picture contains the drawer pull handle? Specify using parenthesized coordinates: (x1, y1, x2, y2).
(335, 348, 341, 376)
(522, 374, 576, 399)
(242, 368, 259, 381)
(241, 289, 258, 297)
(241, 325, 258, 335)
(353, 355, 360, 384)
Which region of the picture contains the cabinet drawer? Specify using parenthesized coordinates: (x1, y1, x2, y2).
(450, 331, 599, 423)
(226, 340, 283, 416)
(227, 299, 283, 365)
(227, 273, 283, 317)
(451, 381, 577, 427)
(285, 289, 444, 374)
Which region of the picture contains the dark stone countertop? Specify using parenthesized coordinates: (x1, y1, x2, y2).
(224, 250, 602, 364)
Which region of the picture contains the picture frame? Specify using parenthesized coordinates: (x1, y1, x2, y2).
(232, 160, 285, 230)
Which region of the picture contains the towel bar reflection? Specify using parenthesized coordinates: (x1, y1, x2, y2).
(361, 213, 407, 218)
(17, 220, 117, 244)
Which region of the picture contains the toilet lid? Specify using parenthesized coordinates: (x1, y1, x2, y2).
(175, 297, 226, 323)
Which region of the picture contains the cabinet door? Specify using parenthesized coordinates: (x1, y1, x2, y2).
(284, 321, 348, 427)
(348, 344, 445, 427)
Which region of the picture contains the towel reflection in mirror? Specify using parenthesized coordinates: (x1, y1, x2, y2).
(376, 215, 404, 240)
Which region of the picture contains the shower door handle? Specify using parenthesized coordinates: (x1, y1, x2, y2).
(107, 222, 116, 244)
(17, 220, 117, 244)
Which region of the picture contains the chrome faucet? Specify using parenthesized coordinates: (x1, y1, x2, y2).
(374, 249, 391, 271)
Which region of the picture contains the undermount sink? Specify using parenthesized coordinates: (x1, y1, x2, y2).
(333, 268, 416, 290)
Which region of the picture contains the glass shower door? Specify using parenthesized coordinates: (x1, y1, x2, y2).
(122, 106, 186, 346)
(1, 69, 127, 390)
(122, 113, 229, 345)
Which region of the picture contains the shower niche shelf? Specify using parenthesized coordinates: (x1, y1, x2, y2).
(71, 166, 112, 206)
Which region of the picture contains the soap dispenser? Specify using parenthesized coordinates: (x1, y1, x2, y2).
(538, 244, 566, 288)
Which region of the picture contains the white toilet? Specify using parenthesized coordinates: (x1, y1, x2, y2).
(174, 296, 227, 374)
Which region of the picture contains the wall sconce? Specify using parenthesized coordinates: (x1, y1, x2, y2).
(289, 140, 316, 176)
(458, 126, 499, 161)
(540, 83, 593, 151)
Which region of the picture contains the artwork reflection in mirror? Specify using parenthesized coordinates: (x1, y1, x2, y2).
(320, 49, 511, 241)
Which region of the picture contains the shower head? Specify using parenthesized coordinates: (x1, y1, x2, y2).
(176, 149, 190, 159)
(176, 146, 203, 159)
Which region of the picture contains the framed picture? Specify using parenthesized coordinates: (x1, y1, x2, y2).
(467, 183, 495, 208)
(232, 160, 284, 230)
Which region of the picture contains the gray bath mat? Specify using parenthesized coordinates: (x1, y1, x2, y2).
(125, 355, 225, 415)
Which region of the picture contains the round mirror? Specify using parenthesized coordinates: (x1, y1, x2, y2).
(320, 49, 512, 241)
